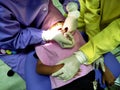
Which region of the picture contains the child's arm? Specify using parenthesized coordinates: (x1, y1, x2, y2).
(102, 64, 115, 86)
(36, 60, 64, 75)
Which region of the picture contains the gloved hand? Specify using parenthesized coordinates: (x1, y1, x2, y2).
(93, 56, 105, 72)
(42, 30, 75, 48)
(62, 2, 80, 33)
(52, 51, 87, 81)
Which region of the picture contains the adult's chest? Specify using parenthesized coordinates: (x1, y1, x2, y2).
(1, 0, 49, 27)
(100, 0, 120, 28)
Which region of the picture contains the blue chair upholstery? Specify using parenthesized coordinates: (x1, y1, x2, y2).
(25, 51, 51, 90)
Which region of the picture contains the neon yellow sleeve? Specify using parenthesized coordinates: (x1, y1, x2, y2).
(78, 0, 101, 39)
(80, 18, 120, 64)
(77, 0, 85, 30)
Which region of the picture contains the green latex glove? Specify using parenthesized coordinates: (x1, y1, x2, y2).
(42, 30, 75, 48)
(62, 2, 80, 33)
(93, 56, 105, 72)
(52, 51, 87, 81)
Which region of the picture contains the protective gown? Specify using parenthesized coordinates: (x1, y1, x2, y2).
(78, 0, 120, 64)
(0, 0, 64, 90)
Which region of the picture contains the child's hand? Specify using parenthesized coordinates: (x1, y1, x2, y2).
(102, 65, 115, 86)
(52, 64, 64, 74)
(73, 69, 81, 78)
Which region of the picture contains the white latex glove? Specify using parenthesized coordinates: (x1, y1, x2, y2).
(93, 56, 105, 72)
(42, 30, 75, 48)
(52, 51, 87, 81)
(62, 2, 80, 33)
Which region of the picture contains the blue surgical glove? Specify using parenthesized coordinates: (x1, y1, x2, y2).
(52, 51, 87, 81)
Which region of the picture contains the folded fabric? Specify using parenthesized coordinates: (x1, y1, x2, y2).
(35, 30, 93, 89)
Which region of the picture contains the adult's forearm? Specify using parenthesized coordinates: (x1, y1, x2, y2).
(80, 18, 120, 64)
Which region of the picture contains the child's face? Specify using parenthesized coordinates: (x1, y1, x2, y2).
(49, 22, 74, 41)
(49, 22, 66, 34)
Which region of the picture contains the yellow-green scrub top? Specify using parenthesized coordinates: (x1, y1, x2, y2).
(78, 0, 120, 64)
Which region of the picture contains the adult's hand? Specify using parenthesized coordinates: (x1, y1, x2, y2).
(62, 2, 80, 33)
(52, 51, 87, 81)
(42, 30, 75, 48)
(42, 22, 75, 48)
